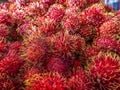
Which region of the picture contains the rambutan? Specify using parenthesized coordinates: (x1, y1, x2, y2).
(47, 56, 68, 74)
(49, 31, 85, 59)
(0, 50, 23, 75)
(87, 0, 100, 5)
(46, 4, 65, 22)
(99, 17, 120, 36)
(24, 67, 41, 87)
(25, 72, 67, 90)
(21, 37, 47, 63)
(94, 36, 119, 53)
(0, 72, 16, 90)
(78, 25, 95, 41)
(66, 0, 87, 9)
(0, 24, 9, 37)
(88, 52, 120, 90)
(68, 69, 91, 90)
(39, 16, 61, 36)
(79, 4, 106, 27)
(62, 15, 80, 33)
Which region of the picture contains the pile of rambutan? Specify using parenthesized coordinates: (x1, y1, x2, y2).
(0, 0, 120, 90)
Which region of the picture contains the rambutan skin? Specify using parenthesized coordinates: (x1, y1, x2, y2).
(0, 50, 23, 75)
(0, 72, 16, 90)
(99, 18, 120, 36)
(62, 15, 80, 33)
(47, 56, 68, 74)
(80, 4, 106, 27)
(68, 69, 92, 90)
(89, 53, 120, 90)
(46, 4, 65, 22)
(66, 0, 87, 9)
(48, 31, 85, 59)
(94, 36, 120, 53)
(25, 73, 67, 90)
(21, 38, 47, 63)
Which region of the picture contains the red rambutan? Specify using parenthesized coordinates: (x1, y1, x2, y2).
(68, 69, 91, 90)
(87, 0, 100, 5)
(89, 52, 120, 90)
(62, 15, 80, 33)
(39, 16, 61, 36)
(0, 50, 23, 75)
(66, 0, 87, 9)
(80, 4, 106, 27)
(99, 17, 120, 36)
(47, 56, 68, 74)
(46, 4, 65, 22)
(21, 38, 47, 63)
(24, 67, 41, 87)
(94, 36, 119, 53)
(26, 72, 67, 90)
(0, 72, 16, 90)
(0, 24, 9, 37)
(49, 31, 85, 59)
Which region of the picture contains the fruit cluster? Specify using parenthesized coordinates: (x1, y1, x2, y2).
(0, 0, 120, 90)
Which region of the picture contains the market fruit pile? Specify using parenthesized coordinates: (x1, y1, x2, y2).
(0, 0, 120, 90)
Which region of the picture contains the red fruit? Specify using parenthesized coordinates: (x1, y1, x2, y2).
(50, 31, 85, 59)
(46, 4, 65, 21)
(24, 67, 41, 87)
(56, 0, 66, 5)
(65, 7, 80, 15)
(87, 0, 100, 5)
(21, 38, 46, 63)
(66, 0, 87, 9)
(80, 4, 106, 27)
(0, 40, 8, 52)
(0, 10, 12, 25)
(41, 0, 55, 6)
(85, 46, 100, 59)
(0, 73, 16, 90)
(47, 56, 68, 74)
(26, 73, 67, 90)
(0, 50, 23, 75)
(62, 15, 80, 33)
(94, 36, 119, 53)
(89, 53, 120, 89)
(68, 69, 91, 90)
(9, 41, 21, 51)
(78, 25, 95, 41)
(39, 17, 61, 36)
(99, 18, 120, 36)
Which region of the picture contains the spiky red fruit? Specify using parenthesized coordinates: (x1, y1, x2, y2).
(99, 17, 120, 36)
(89, 53, 120, 90)
(49, 31, 85, 59)
(80, 4, 106, 27)
(85, 46, 100, 59)
(78, 25, 95, 41)
(26, 73, 67, 90)
(0, 73, 15, 90)
(87, 0, 100, 5)
(0, 24, 9, 37)
(68, 69, 91, 90)
(24, 67, 41, 87)
(21, 38, 46, 63)
(39, 16, 61, 36)
(62, 15, 80, 33)
(46, 4, 65, 22)
(0, 50, 23, 75)
(66, 0, 87, 9)
(47, 56, 68, 74)
(94, 36, 119, 53)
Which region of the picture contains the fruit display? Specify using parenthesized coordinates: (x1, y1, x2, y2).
(0, 0, 120, 90)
